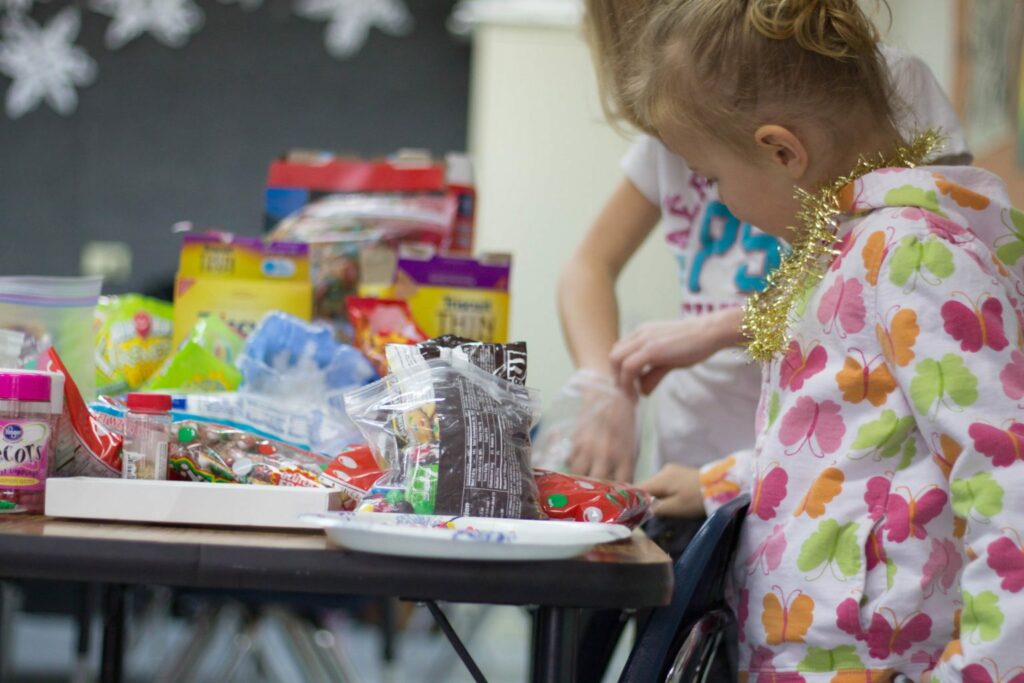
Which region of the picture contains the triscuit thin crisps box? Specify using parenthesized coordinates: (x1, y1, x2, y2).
(394, 251, 510, 343)
(173, 232, 313, 346)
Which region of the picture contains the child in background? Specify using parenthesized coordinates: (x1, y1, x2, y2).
(559, 0, 970, 485)
(632, 0, 1024, 680)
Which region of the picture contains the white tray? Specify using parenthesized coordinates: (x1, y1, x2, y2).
(300, 511, 632, 561)
(45, 477, 344, 529)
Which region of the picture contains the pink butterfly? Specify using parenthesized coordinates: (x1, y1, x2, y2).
(817, 275, 866, 337)
(903, 207, 975, 245)
(1001, 351, 1024, 402)
(987, 534, 1024, 594)
(748, 647, 806, 683)
(836, 596, 865, 640)
(883, 486, 948, 543)
(969, 422, 1024, 468)
(865, 609, 932, 659)
(830, 231, 859, 272)
(963, 661, 1024, 683)
(779, 397, 846, 458)
(779, 341, 828, 391)
(745, 523, 787, 575)
(866, 527, 887, 571)
(752, 465, 789, 520)
(864, 475, 891, 521)
(941, 295, 1009, 353)
(921, 538, 962, 597)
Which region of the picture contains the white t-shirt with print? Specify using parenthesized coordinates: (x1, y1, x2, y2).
(622, 46, 972, 468)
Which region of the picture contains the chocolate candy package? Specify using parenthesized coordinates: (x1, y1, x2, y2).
(385, 336, 527, 385)
(345, 360, 542, 519)
(534, 469, 652, 529)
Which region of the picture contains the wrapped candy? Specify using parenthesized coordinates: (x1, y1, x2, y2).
(534, 469, 652, 528)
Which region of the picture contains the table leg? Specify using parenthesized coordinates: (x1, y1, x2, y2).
(531, 606, 580, 683)
(100, 585, 125, 683)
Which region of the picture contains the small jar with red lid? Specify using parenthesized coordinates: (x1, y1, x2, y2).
(122, 393, 172, 481)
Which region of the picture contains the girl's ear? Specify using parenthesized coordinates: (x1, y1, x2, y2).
(754, 125, 809, 180)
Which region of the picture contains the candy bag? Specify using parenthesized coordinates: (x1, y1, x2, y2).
(42, 349, 122, 478)
(94, 295, 174, 394)
(346, 297, 427, 376)
(169, 421, 382, 507)
(534, 469, 652, 528)
(345, 360, 542, 519)
(144, 317, 244, 393)
(385, 335, 527, 385)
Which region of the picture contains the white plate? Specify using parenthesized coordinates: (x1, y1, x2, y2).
(299, 512, 632, 561)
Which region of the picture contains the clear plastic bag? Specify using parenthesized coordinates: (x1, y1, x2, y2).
(345, 360, 543, 519)
(0, 277, 102, 400)
(532, 369, 638, 470)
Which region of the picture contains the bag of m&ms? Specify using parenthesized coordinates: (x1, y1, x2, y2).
(534, 469, 653, 528)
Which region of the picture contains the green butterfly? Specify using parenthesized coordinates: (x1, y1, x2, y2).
(897, 438, 917, 471)
(889, 235, 955, 289)
(850, 410, 915, 459)
(767, 392, 781, 428)
(962, 590, 1004, 643)
(951, 472, 1004, 522)
(797, 519, 861, 580)
(797, 645, 864, 673)
(996, 207, 1024, 266)
(886, 557, 897, 591)
(909, 354, 979, 416)
(884, 186, 946, 216)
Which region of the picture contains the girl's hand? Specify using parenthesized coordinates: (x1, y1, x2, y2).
(568, 385, 638, 482)
(641, 464, 705, 518)
(610, 308, 744, 397)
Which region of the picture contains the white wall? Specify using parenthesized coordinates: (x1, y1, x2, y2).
(466, 20, 678, 405)
(871, 0, 956, 92)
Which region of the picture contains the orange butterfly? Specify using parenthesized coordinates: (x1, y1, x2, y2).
(954, 516, 967, 540)
(699, 455, 739, 502)
(794, 467, 844, 519)
(762, 587, 814, 645)
(876, 307, 919, 368)
(934, 172, 991, 210)
(836, 351, 897, 407)
(862, 230, 895, 286)
(932, 433, 962, 480)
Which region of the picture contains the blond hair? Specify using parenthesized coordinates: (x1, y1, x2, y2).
(582, 0, 660, 130)
(628, 0, 898, 154)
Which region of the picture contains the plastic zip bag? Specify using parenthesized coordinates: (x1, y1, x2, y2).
(345, 360, 543, 519)
(0, 277, 102, 400)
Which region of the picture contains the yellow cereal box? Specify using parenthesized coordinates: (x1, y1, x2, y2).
(173, 232, 312, 347)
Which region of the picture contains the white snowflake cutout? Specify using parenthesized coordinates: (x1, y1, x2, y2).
(0, 8, 97, 118)
(295, 0, 413, 59)
(0, 0, 37, 16)
(90, 0, 204, 49)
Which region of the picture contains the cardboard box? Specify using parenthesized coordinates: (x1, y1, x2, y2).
(173, 232, 312, 347)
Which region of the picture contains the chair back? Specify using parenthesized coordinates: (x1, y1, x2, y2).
(618, 494, 750, 683)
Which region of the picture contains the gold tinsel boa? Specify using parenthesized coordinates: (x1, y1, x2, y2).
(742, 130, 944, 362)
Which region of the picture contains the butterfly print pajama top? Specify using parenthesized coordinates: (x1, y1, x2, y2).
(700, 166, 1024, 682)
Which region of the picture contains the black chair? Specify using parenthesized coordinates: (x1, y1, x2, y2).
(618, 494, 750, 683)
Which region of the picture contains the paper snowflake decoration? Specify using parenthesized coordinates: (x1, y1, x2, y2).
(90, 0, 204, 49)
(218, 0, 262, 12)
(0, 0, 37, 15)
(0, 8, 96, 118)
(295, 0, 413, 59)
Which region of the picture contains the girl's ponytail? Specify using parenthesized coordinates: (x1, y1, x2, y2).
(747, 0, 882, 59)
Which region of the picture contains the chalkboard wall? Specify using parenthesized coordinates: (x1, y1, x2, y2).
(0, 0, 469, 295)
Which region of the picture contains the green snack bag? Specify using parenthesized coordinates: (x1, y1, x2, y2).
(143, 316, 244, 393)
(94, 295, 174, 394)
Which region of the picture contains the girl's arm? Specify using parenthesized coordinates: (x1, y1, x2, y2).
(558, 177, 660, 481)
(873, 239, 1024, 682)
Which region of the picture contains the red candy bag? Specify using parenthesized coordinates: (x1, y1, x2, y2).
(534, 469, 653, 528)
(346, 297, 427, 376)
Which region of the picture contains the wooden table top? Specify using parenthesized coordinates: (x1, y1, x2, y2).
(0, 515, 673, 609)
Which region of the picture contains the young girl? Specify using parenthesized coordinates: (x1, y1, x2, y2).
(632, 0, 1024, 681)
(559, 0, 971, 484)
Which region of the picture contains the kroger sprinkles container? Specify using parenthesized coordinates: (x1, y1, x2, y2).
(0, 371, 64, 513)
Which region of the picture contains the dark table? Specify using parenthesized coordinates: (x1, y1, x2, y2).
(0, 515, 673, 682)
